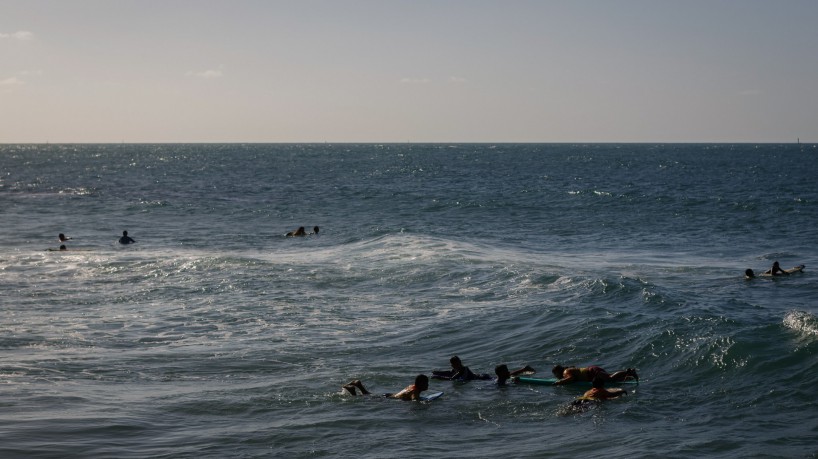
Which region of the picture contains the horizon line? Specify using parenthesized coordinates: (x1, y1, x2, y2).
(1, 140, 814, 146)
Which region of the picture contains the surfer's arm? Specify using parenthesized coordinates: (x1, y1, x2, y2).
(509, 365, 535, 377)
(606, 388, 627, 398)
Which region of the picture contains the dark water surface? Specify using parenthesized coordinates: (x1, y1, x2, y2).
(1, 143, 816, 458)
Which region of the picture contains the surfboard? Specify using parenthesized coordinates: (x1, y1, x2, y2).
(759, 264, 805, 277)
(516, 377, 638, 386)
(419, 391, 444, 401)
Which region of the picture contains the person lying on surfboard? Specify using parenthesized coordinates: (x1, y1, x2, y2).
(285, 226, 307, 237)
(747, 262, 804, 278)
(342, 374, 430, 401)
(570, 377, 628, 407)
(494, 364, 536, 386)
(763, 261, 789, 276)
(581, 376, 627, 400)
(551, 365, 638, 385)
(432, 356, 492, 381)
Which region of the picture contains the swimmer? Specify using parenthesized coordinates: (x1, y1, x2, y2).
(286, 226, 307, 237)
(578, 376, 628, 401)
(342, 374, 430, 401)
(58, 233, 71, 242)
(552, 365, 638, 385)
(432, 356, 492, 381)
(564, 376, 628, 413)
(745, 269, 755, 279)
(310, 226, 319, 235)
(763, 261, 788, 276)
(118, 230, 136, 244)
(342, 379, 370, 396)
(494, 364, 536, 386)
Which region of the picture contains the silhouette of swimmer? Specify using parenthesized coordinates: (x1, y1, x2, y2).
(286, 227, 307, 237)
(58, 233, 71, 242)
(311, 226, 319, 235)
(118, 230, 136, 244)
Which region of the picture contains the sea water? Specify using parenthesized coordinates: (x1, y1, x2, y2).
(1, 143, 816, 458)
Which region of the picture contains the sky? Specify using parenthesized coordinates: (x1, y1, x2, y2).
(2, 0, 817, 143)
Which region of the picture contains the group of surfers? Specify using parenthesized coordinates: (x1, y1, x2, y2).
(51, 232, 797, 284)
(47, 231, 136, 251)
(49, 225, 319, 251)
(342, 356, 639, 404)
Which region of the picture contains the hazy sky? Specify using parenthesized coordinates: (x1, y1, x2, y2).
(2, 0, 817, 143)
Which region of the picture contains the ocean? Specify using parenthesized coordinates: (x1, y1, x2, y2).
(1, 143, 816, 458)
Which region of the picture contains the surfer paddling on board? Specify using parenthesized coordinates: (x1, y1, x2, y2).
(763, 261, 788, 276)
(286, 226, 307, 237)
(342, 374, 430, 401)
(552, 365, 638, 385)
(579, 376, 628, 401)
(494, 364, 536, 386)
(747, 262, 804, 278)
(561, 377, 629, 414)
(432, 356, 492, 381)
(118, 230, 136, 244)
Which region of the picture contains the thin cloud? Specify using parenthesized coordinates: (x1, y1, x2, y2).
(0, 31, 34, 40)
(186, 66, 224, 79)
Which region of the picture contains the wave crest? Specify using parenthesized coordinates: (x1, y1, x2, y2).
(783, 310, 818, 337)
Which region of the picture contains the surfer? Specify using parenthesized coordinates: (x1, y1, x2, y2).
(286, 226, 307, 237)
(310, 226, 319, 235)
(570, 377, 627, 408)
(118, 230, 136, 244)
(551, 365, 638, 385)
(342, 374, 430, 401)
(494, 364, 536, 386)
(432, 356, 492, 381)
(763, 261, 788, 276)
(561, 377, 629, 414)
(58, 233, 71, 243)
(745, 269, 755, 279)
(581, 376, 628, 400)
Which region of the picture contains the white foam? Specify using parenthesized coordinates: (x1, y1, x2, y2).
(783, 310, 818, 337)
